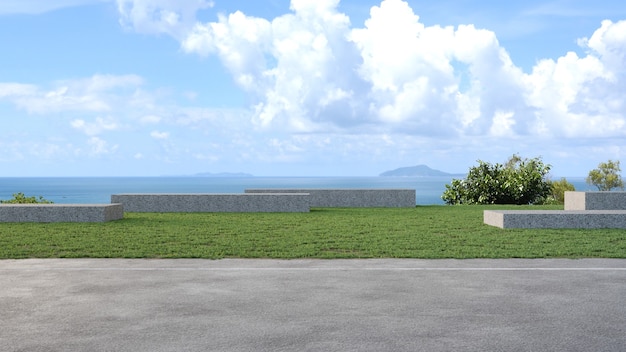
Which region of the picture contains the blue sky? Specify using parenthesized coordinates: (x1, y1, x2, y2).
(1, 0, 625, 177)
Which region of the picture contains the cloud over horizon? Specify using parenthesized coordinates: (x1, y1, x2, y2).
(1, 0, 625, 176)
(116, 0, 626, 141)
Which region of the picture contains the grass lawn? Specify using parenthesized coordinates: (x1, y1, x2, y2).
(0, 205, 625, 259)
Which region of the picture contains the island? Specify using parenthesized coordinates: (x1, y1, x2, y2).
(379, 165, 459, 177)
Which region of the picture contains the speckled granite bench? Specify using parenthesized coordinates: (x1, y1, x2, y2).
(564, 191, 626, 210)
(0, 204, 124, 223)
(244, 189, 416, 207)
(111, 193, 310, 212)
(485, 191, 626, 229)
(483, 209, 626, 229)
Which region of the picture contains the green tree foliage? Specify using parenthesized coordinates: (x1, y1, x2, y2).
(546, 178, 576, 204)
(442, 155, 552, 205)
(586, 160, 624, 191)
(0, 192, 54, 204)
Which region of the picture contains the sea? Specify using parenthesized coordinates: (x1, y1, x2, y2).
(0, 176, 594, 205)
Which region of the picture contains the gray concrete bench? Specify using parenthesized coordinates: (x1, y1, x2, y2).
(565, 191, 626, 210)
(244, 189, 416, 208)
(0, 204, 124, 223)
(111, 193, 310, 212)
(485, 191, 626, 229)
(484, 210, 626, 229)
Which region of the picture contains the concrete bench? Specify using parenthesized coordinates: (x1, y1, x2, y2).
(0, 204, 124, 223)
(244, 189, 416, 208)
(565, 191, 626, 210)
(111, 193, 310, 212)
(484, 210, 626, 229)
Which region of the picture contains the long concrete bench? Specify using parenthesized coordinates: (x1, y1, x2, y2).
(111, 193, 310, 212)
(565, 191, 626, 210)
(0, 204, 124, 223)
(244, 189, 416, 208)
(484, 191, 626, 229)
(484, 210, 626, 229)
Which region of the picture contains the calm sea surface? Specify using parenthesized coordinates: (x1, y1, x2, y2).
(0, 176, 593, 205)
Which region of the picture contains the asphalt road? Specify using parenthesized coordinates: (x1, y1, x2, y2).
(1, 259, 625, 352)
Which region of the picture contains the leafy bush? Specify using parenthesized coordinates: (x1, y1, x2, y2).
(546, 178, 576, 204)
(0, 192, 54, 204)
(586, 160, 624, 191)
(442, 155, 552, 205)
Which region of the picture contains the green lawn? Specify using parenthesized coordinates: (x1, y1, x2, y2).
(1, 205, 625, 259)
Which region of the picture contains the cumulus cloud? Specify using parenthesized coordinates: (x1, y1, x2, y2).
(181, 0, 364, 131)
(524, 19, 626, 138)
(112, 0, 623, 140)
(5, 0, 616, 176)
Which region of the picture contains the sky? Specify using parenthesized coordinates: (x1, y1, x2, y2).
(1, 0, 625, 177)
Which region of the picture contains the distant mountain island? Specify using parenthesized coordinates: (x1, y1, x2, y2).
(380, 165, 461, 177)
(192, 172, 254, 177)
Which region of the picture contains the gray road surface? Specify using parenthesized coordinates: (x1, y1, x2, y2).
(1, 259, 625, 352)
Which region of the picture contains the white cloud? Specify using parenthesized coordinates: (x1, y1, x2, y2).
(489, 110, 516, 137)
(116, 0, 214, 39)
(1, 75, 283, 174)
(523, 20, 626, 138)
(175, 0, 533, 136)
(77, 74, 144, 92)
(581, 20, 626, 71)
(150, 130, 170, 139)
(351, 0, 442, 93)
(180, 1, 626, 140)
(181, 0, 368, 131)
(71, 117, 119, 135)
(4, 0, 626, 177)
(0, 83, 38, 97)
(0, 74, 144, 114)
(183, 10, 273, 95)
(87, 136, 118, 156)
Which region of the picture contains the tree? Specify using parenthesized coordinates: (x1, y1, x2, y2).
(547, 178, 576, 204)
(586, 160, 624, 191)
(442, 154, 552, 205)
(0, 192, 54, 204)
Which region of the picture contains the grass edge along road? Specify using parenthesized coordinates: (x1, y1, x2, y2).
(1, 205, 625, 259)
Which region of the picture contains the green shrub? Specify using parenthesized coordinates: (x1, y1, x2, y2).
(442, 154, 552, 205)
(586, 160, 624, 191)
(0, 192, 54, 204)
(546, 178, 576, 204)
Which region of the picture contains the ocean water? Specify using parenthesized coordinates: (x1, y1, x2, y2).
(0, 176, 594, 205)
